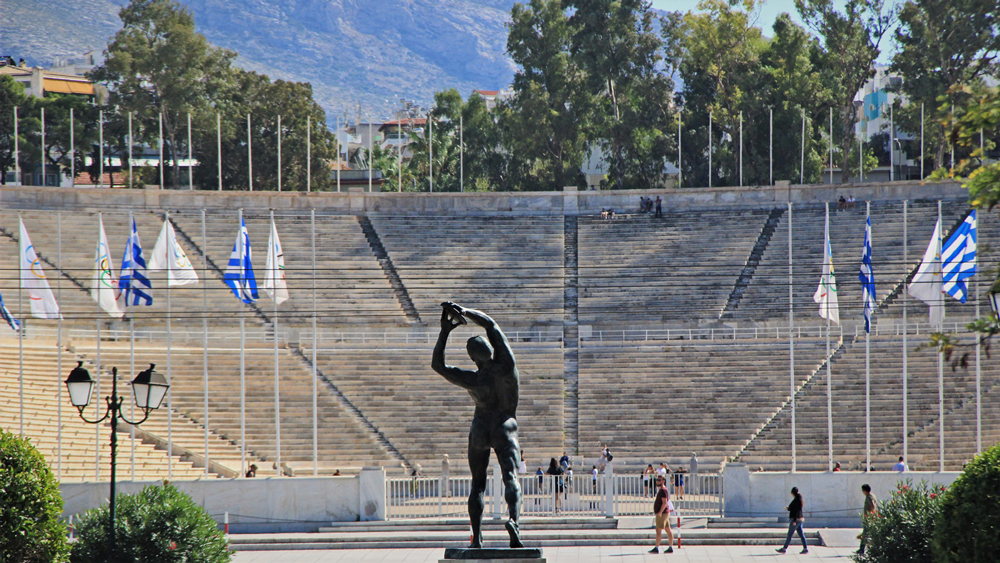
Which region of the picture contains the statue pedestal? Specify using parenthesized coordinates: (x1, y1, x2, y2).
(440, 548, 545, 563)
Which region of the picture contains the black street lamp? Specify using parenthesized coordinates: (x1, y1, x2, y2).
(65, 361, 169, 558)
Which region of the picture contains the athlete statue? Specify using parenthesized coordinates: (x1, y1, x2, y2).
(432, 301, 523, 548)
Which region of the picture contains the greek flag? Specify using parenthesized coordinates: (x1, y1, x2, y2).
(0, 291, 19, 332)
(941, 210, 977, 303)
(119, 217, 153, 307)
(859, 216, 876, 333)
(224, 215, 258, 304)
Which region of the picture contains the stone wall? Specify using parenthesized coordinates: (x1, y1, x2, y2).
(60, 467, 386, 533)
(0, 180, 966, 216)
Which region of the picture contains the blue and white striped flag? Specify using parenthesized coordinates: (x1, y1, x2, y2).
(859, 216, 876, 333)
(942, 210, 977, 303)
(224, 215, 258, 304)
(119, 217, 153, 307)
(0, 291, 20, 332)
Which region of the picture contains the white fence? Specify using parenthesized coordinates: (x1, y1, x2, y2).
(302, 329, 565, 346)
(582, 325, 842, 343)
(386, 470, 722, 519)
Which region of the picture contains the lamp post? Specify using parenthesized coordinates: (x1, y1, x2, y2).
(65, 361, 169, 558)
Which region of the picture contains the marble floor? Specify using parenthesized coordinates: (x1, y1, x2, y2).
(232, 545, 858, 563)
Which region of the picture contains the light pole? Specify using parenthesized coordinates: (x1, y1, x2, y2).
(65, 361, 169, 559)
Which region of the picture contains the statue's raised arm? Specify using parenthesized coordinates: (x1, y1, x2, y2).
(431, 306, 480, 390)
(444, 302, 515, 369)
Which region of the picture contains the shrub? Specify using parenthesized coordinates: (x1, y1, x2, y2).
(70, 482, 230, 563)
(933, 443, 1000, 563)
(0, 428, 70, 563)
(853, 480, 942, 563)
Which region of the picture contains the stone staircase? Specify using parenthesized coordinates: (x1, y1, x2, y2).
(563, 216, 579, 455)
(719, 207, 784, 319)
(357, 216, 422, 324)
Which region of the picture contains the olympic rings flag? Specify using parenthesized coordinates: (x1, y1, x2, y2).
(149, 217, 199, 286)
(18, 217, 61, 319)
(91, 215, 124, 318)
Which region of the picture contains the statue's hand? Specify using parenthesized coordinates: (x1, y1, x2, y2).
(441, 302, 467, 329)
(441, 308, 461, 331)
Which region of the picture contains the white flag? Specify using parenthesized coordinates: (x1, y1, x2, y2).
(18, 218, 60, 319)
(813, 207, 840, 324)
(149, 218, 199, 286)
(264, 218, 289, 305)
(91, 216, 124, 318)
(908, 219, 943, 328)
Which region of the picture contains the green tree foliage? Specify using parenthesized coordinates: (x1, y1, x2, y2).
(0, 75, 28, 184)
(71, 482, 230, 563)
(933, 444, 1000, 563)
(891, 0, 1000, 171)
(569, 0, 676, 189)
(505, 0, 590, 191)
(90, 0, 237, 187)
(853, 480, 943, 563)
(0, 428, 70, 563)
(796, 0, 894, 184)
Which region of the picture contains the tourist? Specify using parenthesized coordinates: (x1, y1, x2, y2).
(833, 462, 841, 472)
(245, 463, 258, 478)
(518, 451, 527, 475)
(673, 466, 685, 499)
(776, 487, 808, 554)
(648, 475, 674, 554)
(858, 483, 878, 555)
(442, 453, 451, 496)
(654, 196, 662, 218)
(892, 456, 908, 472)
(838, 196, 846, 210)
(643, 464, 654, 496)
(546, 458, 564, 513)
(598, 445, 609, 473)
(332, 469, 341, 476)
(559, 452, 570, 470)
(848, 195, 856, 208)
(601, 208, 608, 219)
(592, 465, 598, 494)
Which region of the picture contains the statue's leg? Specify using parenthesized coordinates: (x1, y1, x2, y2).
(495, 417, 523, 548)
(468, 425, 491, 549)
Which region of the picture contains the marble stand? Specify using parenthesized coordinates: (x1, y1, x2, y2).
(440, 547, 545, 563)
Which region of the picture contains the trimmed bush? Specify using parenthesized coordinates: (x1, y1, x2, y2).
(70, 482, 230, 563)
(933, 443, 1000, 563)
(853, 480, 942, 563)
(0, 428, 70, 563)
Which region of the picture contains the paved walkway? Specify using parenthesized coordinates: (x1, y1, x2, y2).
(233, 546, 857, 563)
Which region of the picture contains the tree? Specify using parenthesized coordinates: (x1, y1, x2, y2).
(891, 0, 1000, 172)
(90, 0, 236, 187)
(569, 0, 676, 189)
(796, 0, 894, 183)
(0, 75, 27, 184)
(505, 0, 590, 191)
(0, 429, 71, 563)
(932, 444, 1000, 563)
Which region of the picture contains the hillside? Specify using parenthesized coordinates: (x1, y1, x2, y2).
(0, 0, 518, 116)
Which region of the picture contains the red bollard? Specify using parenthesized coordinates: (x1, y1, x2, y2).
(224, 511, 229, 534)
(676, 516, 682, 549)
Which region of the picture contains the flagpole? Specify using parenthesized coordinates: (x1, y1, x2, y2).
(708, 111, 712, 189)
(829, 108, 833, 184)
(336, 115, 341, 193)
(739, 111, 743, 187)
(975, 240, 981, 454)
(166, 211, 173, 480)
(217, 112, 222, 191)
(239, 208, 247, 476)
(40, 107, 45, 185)
(188, 112, 193, 189)
(368, 116, 373, 193)
(70, 108, 75, 186)
(96, 214, 102, 479)
(865, 201, 871, 472)
(158, 112, 163, 189)
(397, 118, 402, 193)
(127, 113, 132, 189)
(902, 200, 908, 463)
(311, 208, 318, 476)
(128, 212, 135, 480)
(18, 212, 23, 438)
(307, 116, 312, 193)
(920, 104, 925, 179)
(937, 200, 944, 471)
(677, 115, 682, 188)
(272, 210, 282, 475)
(248, 114, 253, 192)
(800, 109, 805, 185)
(13, 107, 18, 185)
(770, 108, 773, 186)
(57, 212, 62, 479)
(429, 112, 433, 192)
(825, 202, 833, 472)
(203, 208, 210, 476)
(99, 109, 103, 188)
(278, 115, 282, 192)
(889, 104, 894, 182)
(460, 113, 464, 192)
(788, 201, 795, 472)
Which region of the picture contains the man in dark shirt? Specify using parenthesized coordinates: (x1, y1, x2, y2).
(858, 484, 878, 555)
(432, 302, 523, 548)
(649, 475, 674, 553)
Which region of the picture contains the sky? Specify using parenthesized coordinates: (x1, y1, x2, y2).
(648, 0, 898, 64)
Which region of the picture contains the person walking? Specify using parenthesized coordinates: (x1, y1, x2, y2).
(648, 475, 674, 553)
(858, 484, 878, 555)
(776, 487, 808, 554)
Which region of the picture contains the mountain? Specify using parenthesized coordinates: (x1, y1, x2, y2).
(0, 0, 519, 117)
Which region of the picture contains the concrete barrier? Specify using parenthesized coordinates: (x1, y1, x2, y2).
(0, 180, 966, 216)
(723, 463, 959, 527)
(60, 467, 386, 533)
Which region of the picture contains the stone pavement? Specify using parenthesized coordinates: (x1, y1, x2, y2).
(232, 545, 858, 563)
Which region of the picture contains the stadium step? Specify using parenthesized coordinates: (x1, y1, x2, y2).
(228, 517, 823, 550)
(357, 215, 421, 324)
(563, 215, 579, 455)
(719, 206, 784, 319)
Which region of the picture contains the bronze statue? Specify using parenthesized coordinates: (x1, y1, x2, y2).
(432, 302, 523, 549)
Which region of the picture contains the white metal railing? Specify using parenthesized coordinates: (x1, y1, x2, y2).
(583, 325, 842, 343)
(386, 470, 722, 519)
(8, 326, 287, 346)
(301, 329, 564, 347)
(854, 320, 977, 339)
